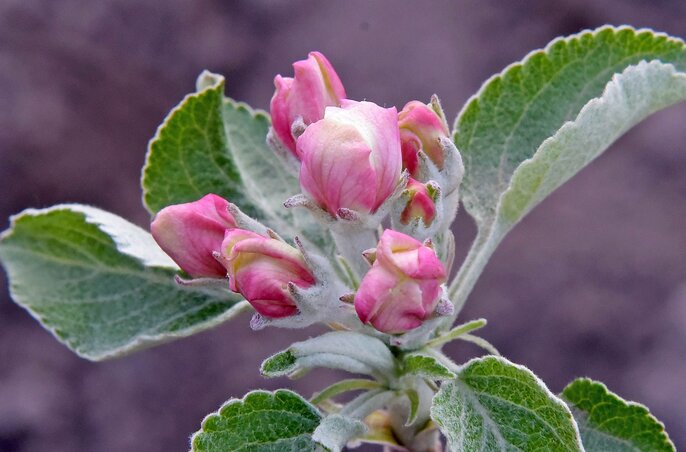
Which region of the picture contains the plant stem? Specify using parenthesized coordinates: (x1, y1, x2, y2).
(447, 224, 505, 320)
(331, 228, 377, 278)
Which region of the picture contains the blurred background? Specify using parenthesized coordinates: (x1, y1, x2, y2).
(1, 0, 685, 450)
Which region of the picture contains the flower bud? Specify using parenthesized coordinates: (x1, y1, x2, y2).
(298, 100, 402, 217)
(151, 194, 236, 278)
(270, 51, 347, 157)
(400, 178, 437, 226)
(221, 229, 315, 318)
(354, 230, 447, 334)
(398, 100, 450, 177)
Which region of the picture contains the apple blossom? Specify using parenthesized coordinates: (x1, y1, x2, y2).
(221, 229, 315, 318)
(355, 230, 447, 333)
(270, 51, 346, 157)
(150, 194, 236, 278)
(398, 100, 450, 178)
(298, 100, 402, 217)
(400, 178, 437, 226)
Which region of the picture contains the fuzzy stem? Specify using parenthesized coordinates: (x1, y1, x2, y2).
(447, 224, 505, 320)
(332, 228, 377, 278)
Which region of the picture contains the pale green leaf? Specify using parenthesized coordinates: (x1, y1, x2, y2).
(450, 27, 686, 309)
(142, 72, 330, 252)
(310, 379, 382, 405)
(499, 60, 686, 225)
(561, 378, 675, 452)
(0, 205, 246, 360)
(401, 353, 456, 380)
(431, 356, 582, 451)
(191, 389, 322, 452)
(312, 414, 367, 452)
(425, 318, 487, 348)
(261, 331, 396, 381)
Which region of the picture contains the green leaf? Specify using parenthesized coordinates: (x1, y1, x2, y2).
(261, 350, 298, 377)
(561, 378, 675, 452)
(142, 71, 330, 252)
(450, 27, 686, 310)
(261, 331, 396, 381)
(425, 318, 487, 348)
(0, 205, 246, 360)
(431, 356, 582, 451)
(310, 379, 382, 405)
(142, 72, 248, 215)
(404, 389, 420, 426)
(191, 389, 322, 452)
(401, 353, 456, 380)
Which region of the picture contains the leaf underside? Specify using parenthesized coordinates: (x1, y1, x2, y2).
(457, 26, 686, 230)
(449, 26, 686, 307)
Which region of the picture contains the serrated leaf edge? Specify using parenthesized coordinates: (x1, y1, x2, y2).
(0, 206, 250, 361)
(433, 355, 584, 451)
(190, 389, 322, 452)
(140, 73, 226, 214)
(562, 377, 676, 451)
(452, 24, 685, 132)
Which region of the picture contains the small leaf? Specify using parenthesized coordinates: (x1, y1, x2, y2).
(191, 389, 322, 452)
(260, 350, 298, 377)
(561, 378, 675, 452)
(431, 356, 582, 451)
(425, 318, 487, 348)
(312, 414, 367, 452)
(401, 353, 456, 380)
(261, 331, 396, 381)
(0, 206, 246, 360)
(404, 389, 420, 426)
(310, 379, 382, 405)
(450, 27, 686, 309)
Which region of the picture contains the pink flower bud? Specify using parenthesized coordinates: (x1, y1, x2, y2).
(298, 100, 402, 217)
(354, 230, 447, 334)
(398, 100, 450, 177)
(400, 178, 437, 226)
(221, 229, 315, 318)
(270, 51, 347, 158)
(151, 194, 236, 278)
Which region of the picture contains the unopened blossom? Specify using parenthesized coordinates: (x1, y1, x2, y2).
(151, 194, 236, 278)
(400, 178, 437, 226)
(221, 229, 315, 318)
(355, 230, 447, 334)
(298, 100, 402, 217)
(270, 51, 347, 157)
(398, 100, 450, 177)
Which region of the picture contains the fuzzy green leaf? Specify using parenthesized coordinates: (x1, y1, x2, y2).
(0, 205, 246, 360)
(457, 26, 686, 228)
(142, 72, 330, 251)
(561, 378, 675, 451)
(192, 389, 322, 452)
(431, 356, 582, 451)
(261, 331, 396, 381)
(401, 353, 456, 380)
(142, 73, 248, 215)
(450, 27, 686, 309)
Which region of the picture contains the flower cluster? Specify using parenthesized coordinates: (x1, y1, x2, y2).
(151, 52, 463, 335)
